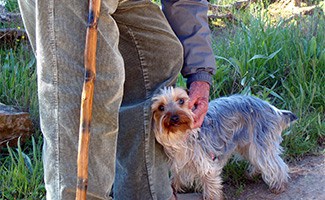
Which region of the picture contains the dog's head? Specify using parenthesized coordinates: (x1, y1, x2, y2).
(151, 87, 194, 140)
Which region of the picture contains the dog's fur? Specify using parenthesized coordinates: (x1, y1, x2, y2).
(151, 87, 297, 199)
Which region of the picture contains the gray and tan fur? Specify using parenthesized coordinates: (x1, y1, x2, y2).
(151, 87, 297, 199)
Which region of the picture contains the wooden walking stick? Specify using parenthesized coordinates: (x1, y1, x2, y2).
(76, 0, 101, 199)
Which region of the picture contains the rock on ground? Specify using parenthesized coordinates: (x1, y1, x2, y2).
(0, 103, 34, 148)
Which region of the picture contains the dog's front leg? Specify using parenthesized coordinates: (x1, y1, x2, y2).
(201, 170, 224, 200)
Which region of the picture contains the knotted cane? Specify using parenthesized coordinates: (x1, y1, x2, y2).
(76, 0, 101, 199)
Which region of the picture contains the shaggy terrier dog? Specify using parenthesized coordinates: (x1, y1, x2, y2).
(151, 87, 297, 199)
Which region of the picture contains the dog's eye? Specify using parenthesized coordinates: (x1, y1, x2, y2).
(158, 105, 165, 111)
(178, 98, 184, 105)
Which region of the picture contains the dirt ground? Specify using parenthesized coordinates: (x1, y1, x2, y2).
(177, 154, 325, 200)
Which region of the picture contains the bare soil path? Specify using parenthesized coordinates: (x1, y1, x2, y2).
(177, 154, 325, 200)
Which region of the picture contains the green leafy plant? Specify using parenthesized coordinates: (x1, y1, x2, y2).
(0, 137, 45, 199)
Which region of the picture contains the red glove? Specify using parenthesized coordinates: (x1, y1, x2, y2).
(188, 81, 210, 128)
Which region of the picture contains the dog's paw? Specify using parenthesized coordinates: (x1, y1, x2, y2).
(270, 182, 287, 194)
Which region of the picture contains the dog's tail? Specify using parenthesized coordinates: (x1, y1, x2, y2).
(280, 110, 298, 128)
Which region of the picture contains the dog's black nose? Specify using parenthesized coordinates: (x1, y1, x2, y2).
(170, 115, 180, 124)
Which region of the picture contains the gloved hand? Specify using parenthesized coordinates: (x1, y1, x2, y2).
(188, 81, 210, 128)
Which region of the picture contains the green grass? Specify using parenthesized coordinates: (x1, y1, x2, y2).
(3, 0, 19, 12)
(210, 11, 325, 157)
(1, 1, 42, 197)
(1, 0, 324, 198)
(0, 42, 43, 199)
(0, 44, 39, 124)
(0, 137, 45, 199)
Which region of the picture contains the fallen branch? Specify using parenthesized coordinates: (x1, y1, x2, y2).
(208, 13, 239, 23)
(0, 28, 27, 38)
(0, 28, 27, 44)
(208, 1, 250, 25)
(209, 0, 252, 13)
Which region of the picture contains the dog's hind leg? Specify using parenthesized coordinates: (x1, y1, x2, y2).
(261, 153, 289, 194)
(247, 144, 289, 194)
